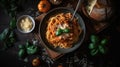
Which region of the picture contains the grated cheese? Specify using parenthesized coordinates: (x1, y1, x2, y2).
(20, 17, 33, 32)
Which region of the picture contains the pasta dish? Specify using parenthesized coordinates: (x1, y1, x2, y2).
(46, 12, 82, 48)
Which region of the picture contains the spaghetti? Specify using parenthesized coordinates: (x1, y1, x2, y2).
(46, 13, 82, 48)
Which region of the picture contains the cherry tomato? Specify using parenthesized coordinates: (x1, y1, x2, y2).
(32, 57, 40, 67)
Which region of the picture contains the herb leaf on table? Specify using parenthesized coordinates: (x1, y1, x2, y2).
(89, 35, 108, 56)
(0, 0, 18, 50)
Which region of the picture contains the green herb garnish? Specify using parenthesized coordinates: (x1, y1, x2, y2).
(18, 41, 39, 58)
(56, 28, 63, 36)
(56, 28, 70, 36)
(89, 35, 108, 56)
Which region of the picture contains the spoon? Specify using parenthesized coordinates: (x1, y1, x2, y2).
(70, 0, 81, 22)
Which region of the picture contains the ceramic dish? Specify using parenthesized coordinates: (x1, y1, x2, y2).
(39, 7, 86, 53)
(17, 15, 35, 33)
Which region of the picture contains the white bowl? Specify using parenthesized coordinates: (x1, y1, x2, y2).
(17, 15, 35, 33)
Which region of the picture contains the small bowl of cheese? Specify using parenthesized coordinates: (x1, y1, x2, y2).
(17, 15, 35, 33)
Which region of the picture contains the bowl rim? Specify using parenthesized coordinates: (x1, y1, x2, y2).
(17, 15, 35, 33)
(39, 7, 86, 53)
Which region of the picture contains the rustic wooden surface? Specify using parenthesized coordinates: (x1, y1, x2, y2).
(0, 0, 120, 67)
(33, 0, 114, 60)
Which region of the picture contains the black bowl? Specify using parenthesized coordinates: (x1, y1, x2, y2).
(39, 7, 86, 53)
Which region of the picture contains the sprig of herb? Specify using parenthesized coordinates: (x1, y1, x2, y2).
(18, 41, 39, 58)
(0, 0, 18, 51)
(0, 0, 18, 17)
(0, 28, 16, 50)
(89, 35, 108, 56)
(56, 28, 70, 36)
(0, 17, 17, 51)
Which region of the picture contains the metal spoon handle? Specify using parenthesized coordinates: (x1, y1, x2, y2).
(71, 0, 81, 21)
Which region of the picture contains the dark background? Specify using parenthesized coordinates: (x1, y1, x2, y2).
(0, 0, 120, 67)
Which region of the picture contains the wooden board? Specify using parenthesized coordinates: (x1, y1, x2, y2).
(34, 14, 63, 60)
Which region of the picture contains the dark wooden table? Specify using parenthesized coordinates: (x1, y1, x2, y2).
(0, 0, 120, 67)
